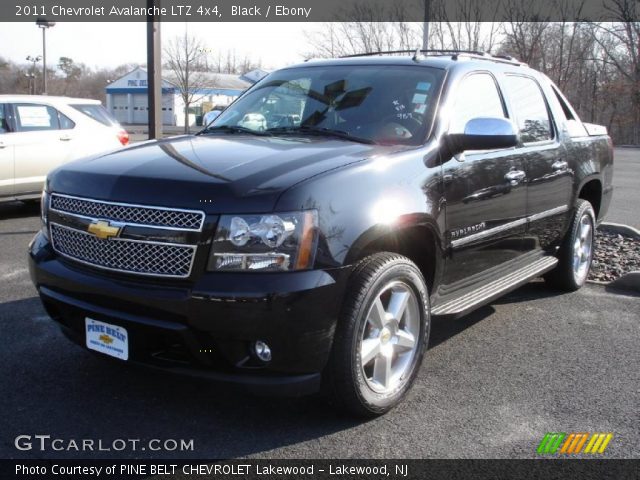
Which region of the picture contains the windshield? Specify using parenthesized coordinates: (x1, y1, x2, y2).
(70, 104, 118, 127)
(208, 65, 444, 146)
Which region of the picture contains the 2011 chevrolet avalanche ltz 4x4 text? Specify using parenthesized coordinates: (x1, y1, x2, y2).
(29, 51, 613, 416)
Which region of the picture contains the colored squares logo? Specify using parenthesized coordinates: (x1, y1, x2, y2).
(537, 433, 613, 455)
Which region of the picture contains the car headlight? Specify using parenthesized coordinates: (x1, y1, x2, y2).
(40, 187, 49, 239)
(208, 210, 318, 271)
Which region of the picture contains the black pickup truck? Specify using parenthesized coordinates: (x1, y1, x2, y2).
(29, 51, 613, 416)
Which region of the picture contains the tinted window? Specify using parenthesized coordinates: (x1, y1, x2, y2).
(58, 111, 75, 130)
(212, 65, 445, 146)
(450, 73, 506, 133)
(0, 104, 10, 133)
(14, 104, 60, 132)
(70, 104, 117, 127)
(551, 86, 588, 137)
(505, 76, 553, 143)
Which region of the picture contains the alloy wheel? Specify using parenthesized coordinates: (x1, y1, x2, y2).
(359, 281, 421, 394)
(572, 213, 594, 284)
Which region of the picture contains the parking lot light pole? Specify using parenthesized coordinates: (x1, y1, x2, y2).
(26, 55, 41, 95)
(422, 0, 430, 50)
(35, 18, 55, 95)
(24, 73, 36, 95)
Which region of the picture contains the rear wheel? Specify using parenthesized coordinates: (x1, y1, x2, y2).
(545, 199, 596, 291)
(324, 253, 430, 417)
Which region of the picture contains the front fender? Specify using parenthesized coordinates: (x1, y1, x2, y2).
(274, 145, 445, 270)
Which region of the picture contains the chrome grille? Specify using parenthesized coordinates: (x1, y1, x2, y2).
(50, 223, 196, 278)
(50, 194, 204, 231)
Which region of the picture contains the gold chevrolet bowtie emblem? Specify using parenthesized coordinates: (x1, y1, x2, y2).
(87, 220, 121, 240)
(99, 334, 114, 344)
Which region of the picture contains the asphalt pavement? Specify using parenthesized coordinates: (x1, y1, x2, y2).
(608, 148, 640, 229)
(0, 200, 638, 460)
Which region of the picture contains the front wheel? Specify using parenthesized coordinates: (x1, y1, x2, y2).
(323, 253, 430, 417)
(545, 199, 596, 291)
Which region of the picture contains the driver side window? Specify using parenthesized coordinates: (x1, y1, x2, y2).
(450, 73, 506, 134)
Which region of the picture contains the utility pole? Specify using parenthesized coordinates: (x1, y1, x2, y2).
(184, 22, 189, 133)
(36, 18, 55, 95)
(422, 0, 431, 50)
(146, 0, 162, 140)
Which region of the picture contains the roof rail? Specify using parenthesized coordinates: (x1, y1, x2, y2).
(339, 49, 525, 66)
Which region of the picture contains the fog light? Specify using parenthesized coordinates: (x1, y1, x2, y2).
(253, 340, 272, 362)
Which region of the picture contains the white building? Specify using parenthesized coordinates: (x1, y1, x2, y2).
(105, 67, 263, 127)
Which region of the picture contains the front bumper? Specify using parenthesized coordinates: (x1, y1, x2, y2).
(29, 232, 350, 395)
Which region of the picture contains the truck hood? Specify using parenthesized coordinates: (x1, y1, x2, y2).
(48, 134, 396, 213)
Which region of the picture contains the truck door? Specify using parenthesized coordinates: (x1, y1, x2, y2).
(441, 72, 529, 288)
(503, 75, 572, 250)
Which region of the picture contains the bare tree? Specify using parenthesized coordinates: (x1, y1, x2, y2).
(164, 32, 211, 133)
(305, 22, 422, 58)
(304, 1, 422, 59)
(589, 1, 640, 143)
(208, 50, 262, 74)
(428, 0, 503, 52)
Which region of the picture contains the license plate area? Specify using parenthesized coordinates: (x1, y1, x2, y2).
(85, 318, 129, 361)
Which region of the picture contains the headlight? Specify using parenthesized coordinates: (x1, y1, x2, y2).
(40, 187, 49, 239)
(208, 210, 318, 271)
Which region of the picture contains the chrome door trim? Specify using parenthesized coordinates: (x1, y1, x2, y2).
(451, 205, 569, 249)
(527, 205, 569, 222)
(451, 218, 527, 248)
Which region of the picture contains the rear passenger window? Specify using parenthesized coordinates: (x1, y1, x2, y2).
(505, 76, 553, 143)
(14, 104, 60, 132)
(0, 104, 10, 133)
(58, 111, 75, 130)
(551, 86, 588, 137)
(449, 73, 506, 133)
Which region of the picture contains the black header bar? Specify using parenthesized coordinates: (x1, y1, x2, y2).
(4, 0, 638, 22)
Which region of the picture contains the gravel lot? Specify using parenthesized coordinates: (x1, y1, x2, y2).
(0, 148, 638, 460)
(590, 229, 640, 282)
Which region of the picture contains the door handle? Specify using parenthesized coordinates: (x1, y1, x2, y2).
(552, 160, 568, 171)
(504, 169, 526, 185)
(0, 142, 5, 149)
(59, 135, 72, 141)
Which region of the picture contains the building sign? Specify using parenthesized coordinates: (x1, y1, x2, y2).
(127, 79, 148, 87)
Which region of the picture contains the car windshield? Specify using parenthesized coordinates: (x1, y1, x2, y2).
(71, 104, 118, 127)
(207, 65, 444, 146)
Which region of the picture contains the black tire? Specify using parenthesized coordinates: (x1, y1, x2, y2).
(323, 252, 430, 417)
(544, 199, 596, 291)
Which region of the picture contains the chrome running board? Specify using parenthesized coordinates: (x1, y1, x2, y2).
(432, 256, 558, 319)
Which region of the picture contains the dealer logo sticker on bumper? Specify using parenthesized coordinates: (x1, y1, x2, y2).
(85, 318, 128, 361)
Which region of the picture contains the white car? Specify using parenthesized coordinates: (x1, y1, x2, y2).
(0, 95, 129, 202)
(239, 113, 267, 131)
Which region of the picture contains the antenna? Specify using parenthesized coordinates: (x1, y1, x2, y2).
(412, 47, 424, 62)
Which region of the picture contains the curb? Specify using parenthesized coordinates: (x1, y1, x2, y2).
(599, 222, 640, 239)
(591, 222, 640, 294)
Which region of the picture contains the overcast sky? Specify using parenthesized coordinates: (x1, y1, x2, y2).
(0, 22, 314, 71)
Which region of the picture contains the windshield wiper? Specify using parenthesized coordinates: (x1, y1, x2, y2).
(197, 125, 271, 136)
(266, 126, 375, 145)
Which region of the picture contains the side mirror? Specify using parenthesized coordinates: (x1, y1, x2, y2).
(446, 117, 518, 155)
